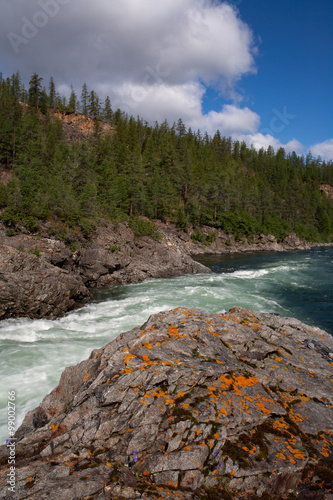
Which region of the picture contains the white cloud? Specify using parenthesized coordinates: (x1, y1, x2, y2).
(310, 139, 333, 162)
(110, 81, 260, 137)
(189, 104, 260, 137)
(3, 0, 322, 157)
(111, 81, 204, 125)
(1, 0, 256, 86)
(1, 0, 256, 114)
(238, 133, 304, 155)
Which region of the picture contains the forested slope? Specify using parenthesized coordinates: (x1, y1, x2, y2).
(1, 72, 333, 244)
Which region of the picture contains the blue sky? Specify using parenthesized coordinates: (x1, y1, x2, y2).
(227, 0, 333, 149)
(1, 0, 332, 160)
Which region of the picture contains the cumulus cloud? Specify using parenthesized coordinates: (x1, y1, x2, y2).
(0, 0, 257, 132)
(1, 0, 256, 86)
(238, 133, 304, 155)
(3, 0, 326, 158)
(310, 139, 333, 162)
(110, 81, 204, 125)
(189, 104, 260, 137)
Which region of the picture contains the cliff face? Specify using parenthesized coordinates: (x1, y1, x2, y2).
(1, 307, 332, 499)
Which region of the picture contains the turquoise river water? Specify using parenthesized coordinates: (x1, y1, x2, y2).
(1, 246, 332, 443)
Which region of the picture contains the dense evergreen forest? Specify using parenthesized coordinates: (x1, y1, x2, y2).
(1, 71, 333, 244)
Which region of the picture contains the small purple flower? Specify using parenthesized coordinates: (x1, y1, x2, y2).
(219, 462, 222, 468)
(214, 450, 218, 456)
(133, 449, 138, 463)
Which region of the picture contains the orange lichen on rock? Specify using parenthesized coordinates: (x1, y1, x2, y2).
(255, 399, 271, 415)
(168, 325, 180, 337)
(124, 353, 136, 364)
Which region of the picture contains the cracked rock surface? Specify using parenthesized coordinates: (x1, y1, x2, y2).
(0, 221, 210, 319)
(0, 307, 332, 499)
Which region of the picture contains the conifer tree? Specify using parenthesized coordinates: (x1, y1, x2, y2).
(103, 96, 112, 123)
(28, 73, 43, 109)
(68, 85, 77, 113)
(48, 77, 56, 108)
(88, 90, 100, 118)
(39, 87, 49, 115)
(81, 83, 88, 115)
(10, 72, 22, 102)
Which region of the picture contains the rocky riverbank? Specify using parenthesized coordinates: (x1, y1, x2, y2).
(1, 307, 332, 499)
(0, 219, 330, 320)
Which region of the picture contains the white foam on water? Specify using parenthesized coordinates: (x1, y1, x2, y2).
(1, 249, 332, 443)
(225, 269, 270, 279)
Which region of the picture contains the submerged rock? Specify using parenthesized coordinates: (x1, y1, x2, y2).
(1, 307, 332, 499)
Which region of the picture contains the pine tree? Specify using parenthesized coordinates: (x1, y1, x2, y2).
(39, 87, 49, 115)
(28, 73, 43, 109)
(88, 90, 100, 118)
(48, 77, 56, 108)
(10, 72, 22, 102)
(68, 85, 77, 113)
(103, 96, 112, 123)
(81, 83, 88, 115)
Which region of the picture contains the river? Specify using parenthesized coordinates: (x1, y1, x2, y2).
(1, 246, 332, 443)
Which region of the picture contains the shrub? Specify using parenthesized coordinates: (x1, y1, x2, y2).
(175, 207, 188, 231)
(1, 207, 40, 233)
(191, 229, 205, 244)
(129, 217, 162, 241)
(191, 229, 216, 246)
(28, 246, 41, 258)
(109, 244, 121, 253)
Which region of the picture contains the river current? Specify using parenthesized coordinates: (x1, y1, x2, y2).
(1, 246, 332, 443)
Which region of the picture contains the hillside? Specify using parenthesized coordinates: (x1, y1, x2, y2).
(1, 71, 333, 246)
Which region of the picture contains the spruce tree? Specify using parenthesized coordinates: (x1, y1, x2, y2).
(68, 85, 77, 113)
(48, 77, 56, 108)
(103, 96, 112, 123)
(88, 90, 100, 118)
(28, 73, 43, 109)
(81, 83, 88, 115)
(39, 87, 49, 115)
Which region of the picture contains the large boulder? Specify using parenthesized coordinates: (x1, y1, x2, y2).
(1, 307, 332, 498)
(0, 244, 90, 319)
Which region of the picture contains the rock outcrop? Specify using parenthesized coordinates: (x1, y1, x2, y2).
(0, 243, 90, 320)
(0, 221, 211, 319)
(156, 222, 320, 256)
(1, 307, 332, 499)
(1, 218, 331, 320)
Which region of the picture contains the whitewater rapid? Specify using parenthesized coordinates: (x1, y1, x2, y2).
(1, 247, 332, 443)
